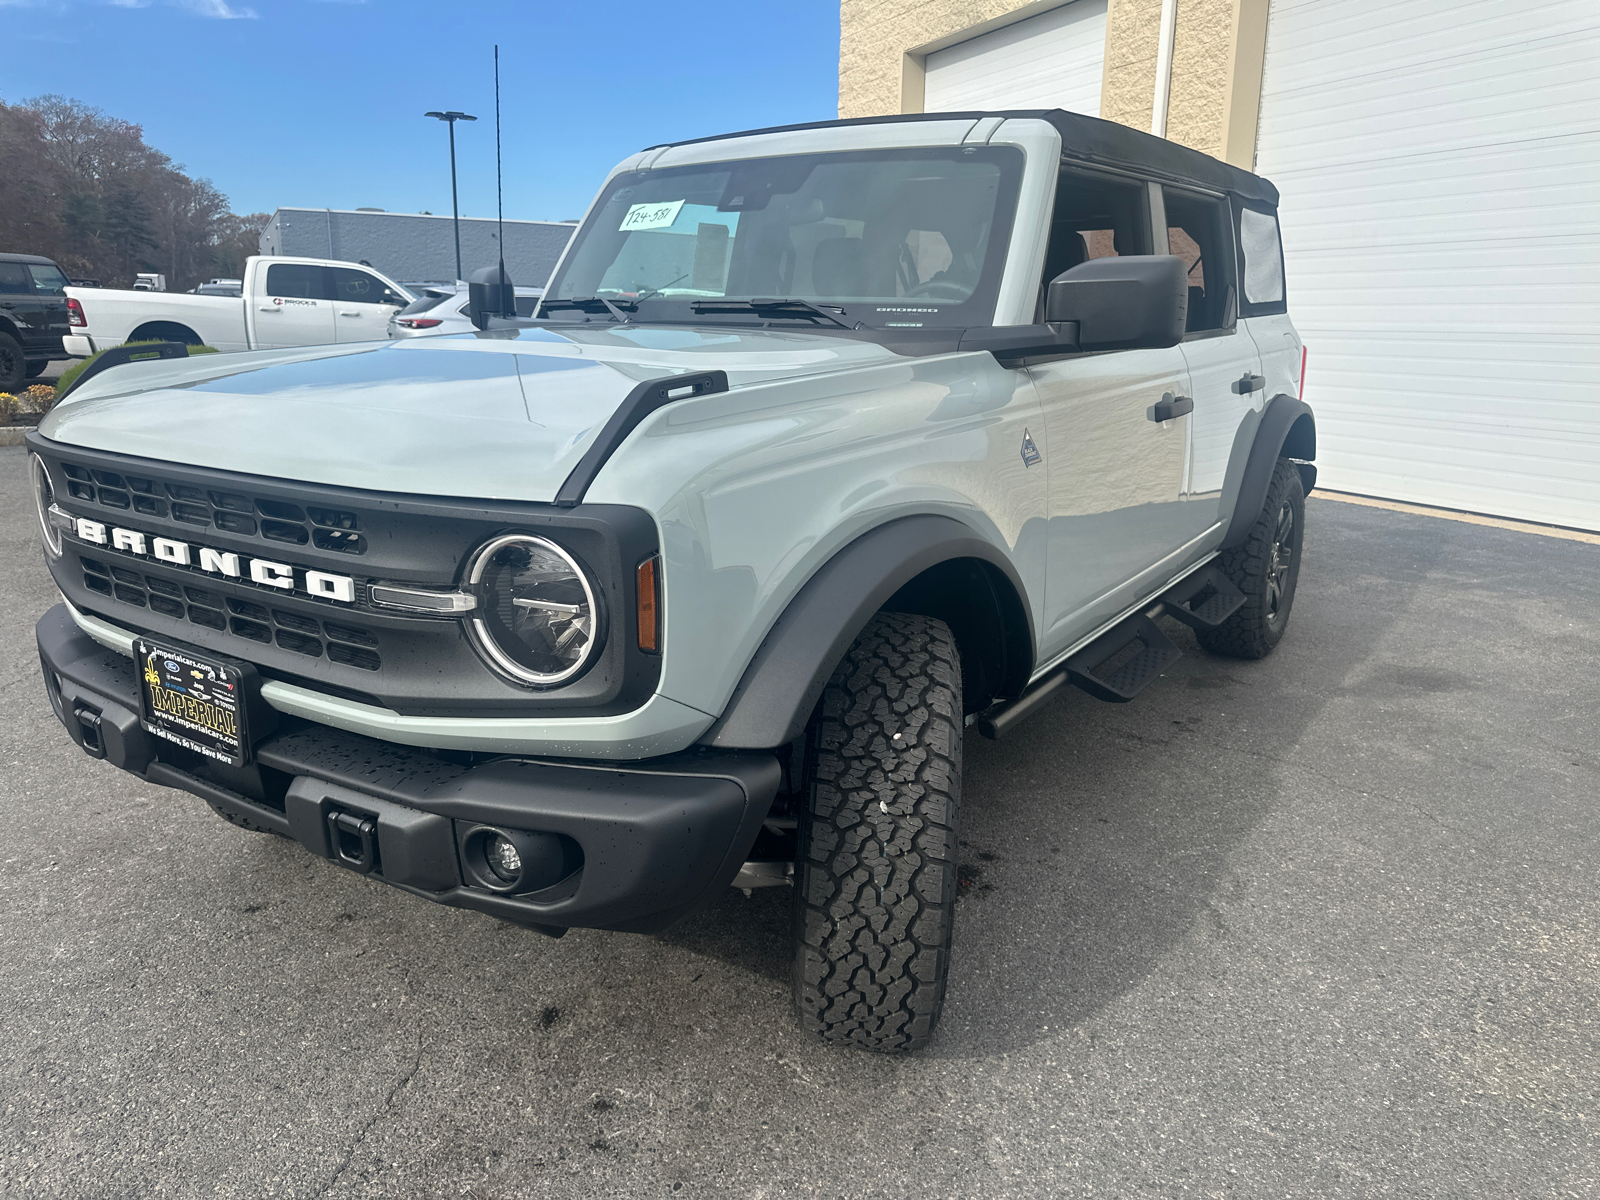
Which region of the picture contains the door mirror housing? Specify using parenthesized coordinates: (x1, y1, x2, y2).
(1044, 255, 1188, 352)
(467, 265, 515, 330)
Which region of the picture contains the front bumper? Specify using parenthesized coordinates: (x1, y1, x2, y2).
(37, 605, 779, 934)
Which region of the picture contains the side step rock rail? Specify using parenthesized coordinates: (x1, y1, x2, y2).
(977, 563, 1244, 738)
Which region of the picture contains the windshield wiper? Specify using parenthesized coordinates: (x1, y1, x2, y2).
(539, 296, 636, 322)
(689, 298, 852, 329)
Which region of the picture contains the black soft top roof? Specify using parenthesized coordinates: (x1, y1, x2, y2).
(648, 109, 1278, 207)
(0, 252, 62, 266)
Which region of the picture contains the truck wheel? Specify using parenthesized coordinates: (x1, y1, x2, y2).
(793, 612, 962, 1053)
(0, 333, 25, 392)
(1197, 457, 1306, 660)
(24, 360, 49, 379)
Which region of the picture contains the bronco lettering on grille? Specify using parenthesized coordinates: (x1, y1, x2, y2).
(73, 518, 356, 604)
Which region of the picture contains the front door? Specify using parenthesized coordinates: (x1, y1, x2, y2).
(327, 266, 407, 343)
(257, 263, 335, 348)
(0, 260, 48, 355)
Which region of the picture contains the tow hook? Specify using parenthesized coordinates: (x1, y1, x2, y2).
(326, 809, 379, 874)
(73, 706, 105, 759)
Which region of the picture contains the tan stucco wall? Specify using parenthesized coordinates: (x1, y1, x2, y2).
(838, 0, 1270, 167)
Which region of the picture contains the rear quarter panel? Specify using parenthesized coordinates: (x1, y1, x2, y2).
(65, 288, 249, 352)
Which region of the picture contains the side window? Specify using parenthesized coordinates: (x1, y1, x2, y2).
(27, 264, 70, 294)
(1038, 171, 1151, 316)
(328, 267, 404, 307)
(264, 263, 329, 300)
(0, 263, 31, 294)
(1236, 205, 1286, 314)
(1163, 188, 1237, 334)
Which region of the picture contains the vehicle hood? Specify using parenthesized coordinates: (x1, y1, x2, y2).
(40, 326, 903, 502)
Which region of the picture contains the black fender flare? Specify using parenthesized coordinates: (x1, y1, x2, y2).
(699, 514, 1035, 750)
(1222, 394, 1316, 549)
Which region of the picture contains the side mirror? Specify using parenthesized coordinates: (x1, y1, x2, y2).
(1044, 255, 1187, 352)
(467, 264, 515, 331)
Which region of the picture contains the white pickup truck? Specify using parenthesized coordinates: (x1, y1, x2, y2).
(64, 256, 413, 356)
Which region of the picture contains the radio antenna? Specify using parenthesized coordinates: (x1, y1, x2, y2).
(494, 44, 508, 314)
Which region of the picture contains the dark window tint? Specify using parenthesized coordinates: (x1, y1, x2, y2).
(327, 267, 404, 307)
(1164, 188, 1237, 334)
(1038, 171, 1151, 314)
(28, 264, 69, 294)
(514, 295, 540, 318)
(0, 263, 30, 295)
(265, 263, 329, 300)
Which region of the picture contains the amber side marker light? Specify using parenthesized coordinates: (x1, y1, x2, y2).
(636, 556, 661, 653)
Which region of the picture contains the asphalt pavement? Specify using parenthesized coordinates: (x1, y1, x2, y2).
(1, 443, 1595, 1199)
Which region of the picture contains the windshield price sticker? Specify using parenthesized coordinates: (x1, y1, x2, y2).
(619, 200, 685, 232)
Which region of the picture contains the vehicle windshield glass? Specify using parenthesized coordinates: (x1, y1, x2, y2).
(398, 292, 456, 317)
(28, 264, 69, 294)
(545, 146, 1023, 329)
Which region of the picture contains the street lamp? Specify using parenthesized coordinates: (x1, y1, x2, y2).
(424, 110, 477, 283)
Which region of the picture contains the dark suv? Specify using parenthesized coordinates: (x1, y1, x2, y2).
(0, 253, 76, 391)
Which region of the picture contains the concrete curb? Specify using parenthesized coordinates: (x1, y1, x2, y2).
(0, 427, 37, 447)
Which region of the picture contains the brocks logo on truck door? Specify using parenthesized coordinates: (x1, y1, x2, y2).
(72, 518, 356, 603)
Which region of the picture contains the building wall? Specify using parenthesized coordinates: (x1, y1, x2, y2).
(839, 0, 1270, 167)
(258, 210, 575, 287)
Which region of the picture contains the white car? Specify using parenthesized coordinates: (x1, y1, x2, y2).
(64, 256, 413, 356)
(387, 285, 543, 338)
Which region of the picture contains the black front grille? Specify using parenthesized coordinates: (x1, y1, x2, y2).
(81, 555, 381, 671)
(60, 461, 367, 555)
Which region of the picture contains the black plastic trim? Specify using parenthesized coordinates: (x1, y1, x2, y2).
(1222, 395, 1316, 550)
(55, 340, 189, 401)
(554, 370, 729, 507)
(701, 515, 1035, 750)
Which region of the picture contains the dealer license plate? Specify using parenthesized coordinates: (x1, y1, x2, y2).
(135, 639, 251, 767)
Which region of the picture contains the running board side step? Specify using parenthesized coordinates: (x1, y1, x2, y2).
(976, 563, 1245, 739)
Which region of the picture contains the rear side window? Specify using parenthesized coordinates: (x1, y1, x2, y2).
(398, 292, 455, 317)
(1236, 204, 1286, 315)
(0, 263, 30, 295)
(1164, 188, 1237, 335)
(265, 263, 329, 300)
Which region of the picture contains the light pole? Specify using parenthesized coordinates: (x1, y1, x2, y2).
(424, 110, 477, 283)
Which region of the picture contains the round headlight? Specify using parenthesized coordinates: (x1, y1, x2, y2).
(466, 534, 603, 687)
(31, 454, 61, 557)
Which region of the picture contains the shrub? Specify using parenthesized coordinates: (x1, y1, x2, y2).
(54, 340, 220, 398)
(21, 383, 58, 415)
(0, 393, 16, 423)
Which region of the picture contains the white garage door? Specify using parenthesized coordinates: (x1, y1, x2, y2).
(1255, 0, 1600, 530)
(925, 0, 1108, 117)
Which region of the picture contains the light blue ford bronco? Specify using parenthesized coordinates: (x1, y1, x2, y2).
(29, 110, 1313, 1053)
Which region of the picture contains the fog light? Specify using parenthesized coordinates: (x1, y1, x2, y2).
(486, 834, 522, 882)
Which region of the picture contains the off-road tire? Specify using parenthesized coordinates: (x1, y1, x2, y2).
(1197, 457, 1306, 660)
(203, 797, 286, 838)
(24, 359, 49, 379)
(0, 333, 25, 392)
(793, 612, 962, 1053)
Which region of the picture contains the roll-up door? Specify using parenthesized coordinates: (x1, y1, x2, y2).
(1254, 0, 1600, 530)
(924, 0, 1108, 117)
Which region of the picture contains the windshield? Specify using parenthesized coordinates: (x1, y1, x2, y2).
(546, 146, 1023, 329)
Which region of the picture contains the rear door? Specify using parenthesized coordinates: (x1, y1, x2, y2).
(328, 266, 408, 343)
(256, 263, 335, 348)
(1164, 187, 1265, 539)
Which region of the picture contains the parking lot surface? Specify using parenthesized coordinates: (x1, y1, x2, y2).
(1, 443, 1595, 1199)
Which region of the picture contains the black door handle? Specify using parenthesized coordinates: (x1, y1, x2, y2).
(1231, 373, 1266, 394)
(1149, 392, 1194, 422)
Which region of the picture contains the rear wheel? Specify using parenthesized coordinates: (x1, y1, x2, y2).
(792, 612, 962, 1053)
(1197, 457, 1306, 660)
(0, 333, 25, 392)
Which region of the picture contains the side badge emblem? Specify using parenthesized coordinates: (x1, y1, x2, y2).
(1020, 428, 1041, 468)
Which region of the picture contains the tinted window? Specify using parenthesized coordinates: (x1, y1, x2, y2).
(0, 263, 30, 295)
(28, 263, 69, 294)
(515, 296, 540, 318)
(548, 146, 1024, 329)
(328, 267, 404, 307)
(397, 292, 455, 317)
(1164, 189, 1236, 334)
(265, 263, 330, 300)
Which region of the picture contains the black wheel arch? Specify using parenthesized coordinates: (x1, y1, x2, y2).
(698, 514, 1035, 751)
(127, 321, 203, 346)
(1222, 394, 1316, 550)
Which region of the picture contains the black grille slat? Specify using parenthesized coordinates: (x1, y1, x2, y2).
(171, 502, 211, 526)
(327, 643, 381, 671)
(275, 630, 323, 657)
(261, 519, 310, 546)
(230, 617, 271, 643)
(133, 495, 168, 517)
(113, 584, 146, 606)
(149, 594, 185, 619)
(98, 488, 130, 508)
(188, 605, 226, 630)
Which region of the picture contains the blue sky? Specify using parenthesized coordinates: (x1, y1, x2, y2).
(1, 0, 842, 221)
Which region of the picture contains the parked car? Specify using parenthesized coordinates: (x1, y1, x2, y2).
(27, 108, 1313, 1054)
(388, 284, 543, 338)
(0, 252, 80, 390)
(64, 256, 413, 356)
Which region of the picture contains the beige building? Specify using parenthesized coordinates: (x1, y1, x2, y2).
(837, 0, 1600, 531)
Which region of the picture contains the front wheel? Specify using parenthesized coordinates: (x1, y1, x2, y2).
(793, 612, 962, 1053)
(0, 333, 25, 392)
(1197, 457, 1306, 660)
